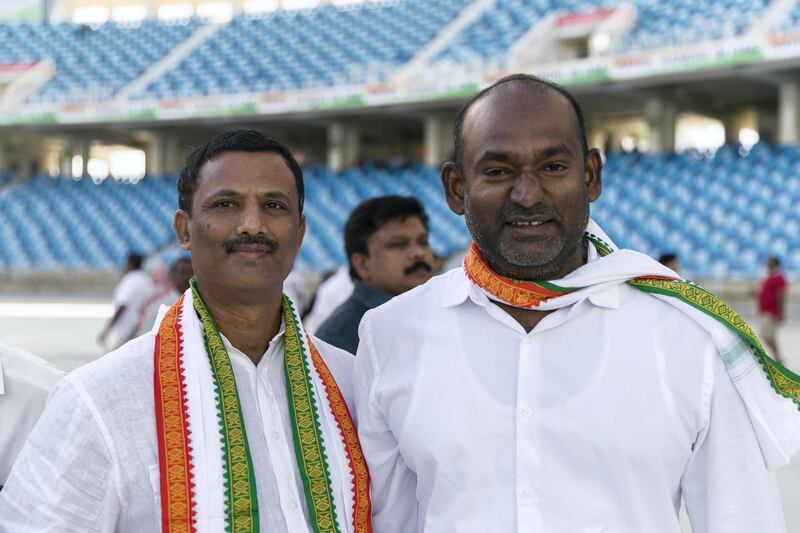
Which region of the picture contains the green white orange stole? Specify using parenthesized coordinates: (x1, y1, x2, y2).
(154, 280, 372, 533)
(465, 219, 800, 468)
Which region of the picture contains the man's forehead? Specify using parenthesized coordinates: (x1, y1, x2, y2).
(462, 84, 577, 148)
(196, 151, 294, 193)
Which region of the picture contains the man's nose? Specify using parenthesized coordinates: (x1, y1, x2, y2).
(509, 172, 543, 209)
(237, 201, 267, 235)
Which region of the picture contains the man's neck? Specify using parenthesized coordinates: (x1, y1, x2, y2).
(488, 241, 589, 333)
(198, 287, 283, 364)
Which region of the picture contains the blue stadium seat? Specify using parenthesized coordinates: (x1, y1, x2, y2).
(0, 144, 798, 280)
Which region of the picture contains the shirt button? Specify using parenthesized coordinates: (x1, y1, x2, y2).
(520, 407, 533, 418)
(520, 487, 533, 499)
(270, 431, 281, 441)
(288, 500, 299, 511)
(522, 337, 533, 345)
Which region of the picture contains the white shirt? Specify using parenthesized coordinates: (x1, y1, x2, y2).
(354, 267, 786, 533)
(0, 344, 64, 486)
(305, 266, 354, 333)
(0, 317, 355, 532)
(108, 270, 154, 347)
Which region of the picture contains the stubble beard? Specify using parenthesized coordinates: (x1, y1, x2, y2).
(464, 198, 590, 281)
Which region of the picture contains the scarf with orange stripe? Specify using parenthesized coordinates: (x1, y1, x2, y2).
(464, 219, 800, 468)
(153, 279, 372, 533)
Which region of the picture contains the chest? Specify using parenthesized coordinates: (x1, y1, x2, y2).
(379, 302, 710, 474)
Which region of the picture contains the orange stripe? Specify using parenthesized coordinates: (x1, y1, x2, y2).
(308, 337, 373, 533)
(155, 296, 195, 533)
(464, 244, 560, 308)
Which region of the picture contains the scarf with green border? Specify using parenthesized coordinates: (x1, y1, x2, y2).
(153, 279, 372, 533)
(464, 219, 800, 468)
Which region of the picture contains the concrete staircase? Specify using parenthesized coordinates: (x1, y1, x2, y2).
(112, 22, 222, 102)
(391, 0, 495, 82)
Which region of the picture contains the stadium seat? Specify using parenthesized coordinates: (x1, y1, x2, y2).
(0, 144, 798, 280)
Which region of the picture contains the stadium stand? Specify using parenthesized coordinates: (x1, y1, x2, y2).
(0, 19, 201, 103)
(1, 145, 799, 279)
(434, 0, 771, 67)
(139, 0, 469, 99)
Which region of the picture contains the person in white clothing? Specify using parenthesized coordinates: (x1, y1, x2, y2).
(98, 252, 155, 349)
(354, 74, 799, 532)
(0, 344, 64, 489)
(0, 129, 372, 533)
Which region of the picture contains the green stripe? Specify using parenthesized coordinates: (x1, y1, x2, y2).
(282, 296, 341, 533)
(628, 277, 800, 410)
(191, 279, 259, 533)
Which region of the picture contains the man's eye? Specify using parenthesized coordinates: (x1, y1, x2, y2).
(265, 202, 284, 209)
(485, 168, 509, 177)
(214, 200, 235, 208)
(544, 163, 567, 172)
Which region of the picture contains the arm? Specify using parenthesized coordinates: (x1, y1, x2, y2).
(681, 354, 786, 533)
(0, 379, 120, 532)
(354, 314, 418, 533)
(98, 305, 126, 345)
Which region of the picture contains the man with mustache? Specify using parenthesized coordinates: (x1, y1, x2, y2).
(0, 129, 372, 532)
(317, 195, 434, 354)
(354, 75, 799, 532)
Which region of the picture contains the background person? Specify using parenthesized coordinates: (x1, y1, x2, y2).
(758, 256, 788, 364)
(97, 252, 154, 349)
(316, 195, 434, 354)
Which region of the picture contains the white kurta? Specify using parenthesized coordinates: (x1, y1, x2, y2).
(354, 267, 787, 533)
(0, 344, 64, 486)
(0, 313, 355, 532)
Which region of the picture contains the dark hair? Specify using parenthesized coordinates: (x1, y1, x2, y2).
(177, 129, 304, 215)
(452, 73, 589, 172)
(344, 195, 429, 280)
(126, 253, 144, 270)
(658, 253, 677, 265)
(768, 256, 781, 267)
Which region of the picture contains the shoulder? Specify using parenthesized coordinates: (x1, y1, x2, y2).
(618, 283, 714, 329)
(318, 296, 366, 332)
(363, 269, 459, 328)
(66, 332, 156, 408)
(0, 344, 64, 393)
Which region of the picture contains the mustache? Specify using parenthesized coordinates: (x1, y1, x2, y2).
(404, 260, 432, 276)
(223, 234, 279, 254)
(502, 205, 559, 221)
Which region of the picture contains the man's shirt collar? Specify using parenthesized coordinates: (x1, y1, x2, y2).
(441, 242, 619, 311)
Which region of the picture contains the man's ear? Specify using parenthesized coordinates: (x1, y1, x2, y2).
(441, 161, 466, 216)
(173, 210, 191, 251)
(297, 214, 307, 253)
(350, 252, 371, 282)
(584, 148, 603, 203)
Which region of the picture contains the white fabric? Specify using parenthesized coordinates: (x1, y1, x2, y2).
(0, 301, 357, 533)
(355, 228, 788, 532)
(108, 270, 155, 347)
(481, 220, 800, 468)
(175, 289, 356, 533)
(0, 344, 64, 485)
(305, 266, 354, 333)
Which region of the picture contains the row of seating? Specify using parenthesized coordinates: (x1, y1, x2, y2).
(0, 144, 797, 279)
(0, 0, 784, 103)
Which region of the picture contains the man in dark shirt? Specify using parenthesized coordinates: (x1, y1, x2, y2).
(316, 196, 435, 354)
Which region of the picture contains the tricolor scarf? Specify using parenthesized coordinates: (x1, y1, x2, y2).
(153, 280, 372, 533)
(465, 219, 800, 468)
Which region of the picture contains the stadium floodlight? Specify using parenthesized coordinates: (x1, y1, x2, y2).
(590, 32, 611, 54)
(739, 128, 760, 151)
(158, 3, 194, 21)
(196, 2, 233, 23)
(72, 6, 109, 25)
